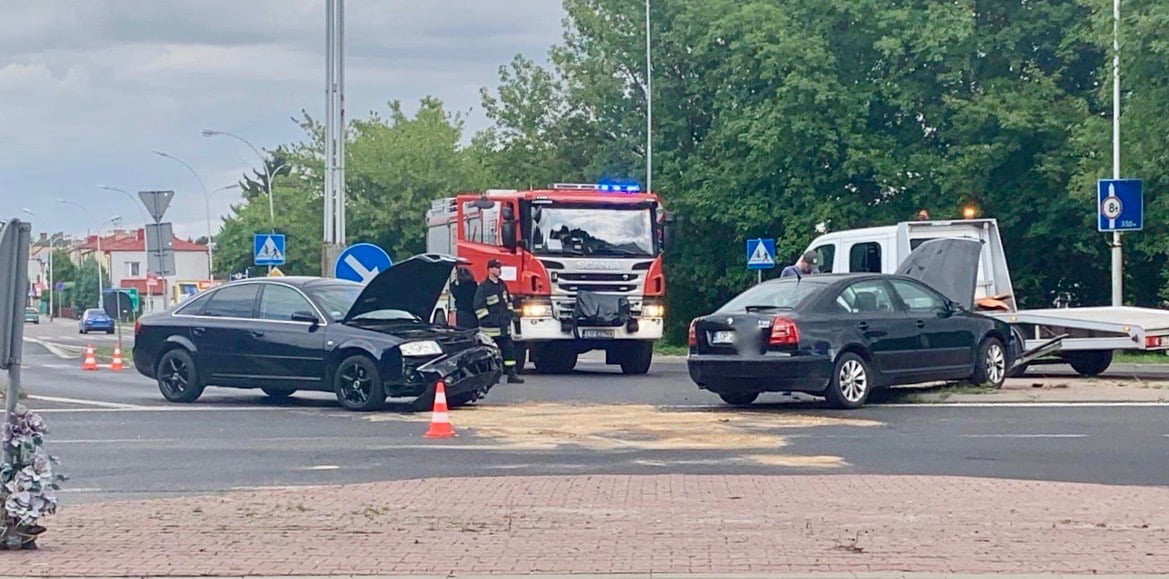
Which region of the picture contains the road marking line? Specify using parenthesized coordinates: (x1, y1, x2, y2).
(877, 401, 1168, 408)
(27, 395, 145, 409)
(30, 406, 301, 414)
(299, 465, 341, 471)
(57, 488, 106, 493)
(962, 434, 1087, 439)
(22, 336, 78, 360)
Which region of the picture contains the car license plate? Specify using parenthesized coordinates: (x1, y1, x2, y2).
(711, 330, 736, 344)
(581, 329, 615, 339)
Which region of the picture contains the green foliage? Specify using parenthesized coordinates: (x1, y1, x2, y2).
(212, 0, 1169, 343)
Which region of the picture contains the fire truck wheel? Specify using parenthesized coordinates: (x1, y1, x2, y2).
(534, 345, 577, 374)
(618, 341, 653, 375)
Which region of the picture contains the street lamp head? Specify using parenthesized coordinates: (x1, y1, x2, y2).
(21, 208, 35, 216)
(55, 198, 68, 204)
(202, 129, 220, 137)
(153, 150, 170, 158)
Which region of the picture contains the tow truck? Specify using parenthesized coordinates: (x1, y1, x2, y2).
(800, 218, 1169, 376)
(426, 182, 672, 375)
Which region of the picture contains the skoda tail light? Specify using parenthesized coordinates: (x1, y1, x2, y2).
(688, 320, 698, 346)
(769, 317, 800, 346)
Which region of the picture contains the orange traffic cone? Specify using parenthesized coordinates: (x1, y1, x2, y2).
(81, 345, 98, 371)
(111, 345, 124, 372)
(423, 380, 457, 439)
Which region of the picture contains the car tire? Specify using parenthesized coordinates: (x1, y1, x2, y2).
(971, 337, 1008, 387)
(718, 392, 759, 406)
(107, 330, 115, 335)
(79, 329, 85, 334)
(261, 387, 296, 401)
(333, 355, 385, 411)
(156, 349, 206, 403)
(825, 352, 872, 409)
(618, 341, 654, 375)
(1065, 350, 1113, 377)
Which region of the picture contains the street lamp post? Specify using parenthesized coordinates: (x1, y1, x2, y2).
(97, 185, 152, 224)
(58, 199, 118, 310)
(202, 129, 276, 229)
(154, 151, 214, 280)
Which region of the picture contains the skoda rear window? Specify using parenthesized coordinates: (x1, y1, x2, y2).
(716, 279, 829, 313)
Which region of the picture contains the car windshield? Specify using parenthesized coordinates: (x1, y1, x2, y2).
(529, 205, 656, 257)
(86, 309, 108, 318)
(717, 278, 831, 313)
(305, 283, 421, 323)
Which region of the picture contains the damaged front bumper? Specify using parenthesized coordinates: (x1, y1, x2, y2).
(409, 345, 503, 408)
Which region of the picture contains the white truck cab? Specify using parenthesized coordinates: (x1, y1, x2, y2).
(803, 219, 1017, 311)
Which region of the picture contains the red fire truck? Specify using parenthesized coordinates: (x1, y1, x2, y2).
(426, 182, 671, 375)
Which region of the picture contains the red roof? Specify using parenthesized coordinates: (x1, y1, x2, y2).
(78, 228, 207, 253)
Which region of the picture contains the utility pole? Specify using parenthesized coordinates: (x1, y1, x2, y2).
(1110, 0, 1123, 306)
(322, 0, 346, 277)
(645, 0, 652, 195)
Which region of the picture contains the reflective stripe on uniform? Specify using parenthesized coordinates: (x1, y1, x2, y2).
(486, 295, 500, 305)
(481, 327, 502, 337)
(475, 308, 489, 319)
(504, 360, 516, 367)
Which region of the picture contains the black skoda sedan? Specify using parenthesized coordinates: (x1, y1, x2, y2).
(133, 254, 503, 411)
(687, 239, 1016, 409)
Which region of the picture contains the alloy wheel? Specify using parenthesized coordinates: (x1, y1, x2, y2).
(838, 359, 868, 402)
(338, 363, 372, 405)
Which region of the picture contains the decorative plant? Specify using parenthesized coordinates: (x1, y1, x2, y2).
(0, 404, 64, 550)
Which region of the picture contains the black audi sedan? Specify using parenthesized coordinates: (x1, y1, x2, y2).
(687, 238, 1016, 409)
(133, 254, 503, 411)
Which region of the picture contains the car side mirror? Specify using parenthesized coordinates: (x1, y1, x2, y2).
(291, 311, 320, 325)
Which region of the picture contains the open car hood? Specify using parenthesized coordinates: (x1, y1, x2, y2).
(343, 253, 457, 323)
(894, 238, 983, 309)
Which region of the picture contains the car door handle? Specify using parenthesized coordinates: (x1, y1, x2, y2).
(250, 330, 265, 337)
(857, 322, 869, 331)
(192, 327, 205, 336)
(915, 320, 925, 328)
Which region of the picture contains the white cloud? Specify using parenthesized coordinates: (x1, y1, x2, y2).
(0, 0, 565, 243)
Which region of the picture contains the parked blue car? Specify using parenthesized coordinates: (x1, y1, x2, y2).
(79, 308, 115, 334)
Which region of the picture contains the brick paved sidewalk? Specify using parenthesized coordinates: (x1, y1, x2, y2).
(4, 475, 1169, 576)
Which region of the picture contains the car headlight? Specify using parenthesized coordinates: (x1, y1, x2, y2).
(642, 304, 666, 319)
(521, 303, 554, 318)
(400, 340, 443, 357)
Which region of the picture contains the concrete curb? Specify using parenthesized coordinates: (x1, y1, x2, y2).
(0, 574, 1161, 578)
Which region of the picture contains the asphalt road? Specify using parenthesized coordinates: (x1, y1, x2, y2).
(4, 331, 1167, 506)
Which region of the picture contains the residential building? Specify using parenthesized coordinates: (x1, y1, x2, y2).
(75, 228, 212, 312)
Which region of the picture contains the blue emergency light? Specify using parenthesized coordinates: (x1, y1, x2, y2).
(596, 178, 642, 193)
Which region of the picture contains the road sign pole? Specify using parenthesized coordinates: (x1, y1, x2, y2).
(1111, 0, 1122, 306)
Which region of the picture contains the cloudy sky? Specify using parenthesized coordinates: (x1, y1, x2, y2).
(0, 0, 565, 241)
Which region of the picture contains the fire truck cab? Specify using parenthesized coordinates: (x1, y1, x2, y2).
(426, 182, 670, 375)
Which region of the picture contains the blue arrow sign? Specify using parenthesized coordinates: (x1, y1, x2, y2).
(335, 243, 393, 283)
(253, 234, 286, 266)
(746, 238, 777, 270)
(1098, 179, 1143, 232)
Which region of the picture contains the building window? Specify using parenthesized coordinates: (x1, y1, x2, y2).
(126, 262, 141, 277)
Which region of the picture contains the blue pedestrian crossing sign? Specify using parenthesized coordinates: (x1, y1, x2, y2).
(746, 238, 777, 270)
(335, 242, 393, 283)
(1097, 179, 1143, 232)
(253, 234, 286, 266)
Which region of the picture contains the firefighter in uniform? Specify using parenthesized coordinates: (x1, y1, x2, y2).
(474, 259, 525, 383)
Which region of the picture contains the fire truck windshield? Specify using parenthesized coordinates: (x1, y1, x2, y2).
(529, 206, 655, 257)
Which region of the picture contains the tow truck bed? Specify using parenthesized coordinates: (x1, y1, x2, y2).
(986, 306, 1169, 351)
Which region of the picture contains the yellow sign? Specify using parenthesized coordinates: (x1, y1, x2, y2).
(268, 267, 285, 277)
